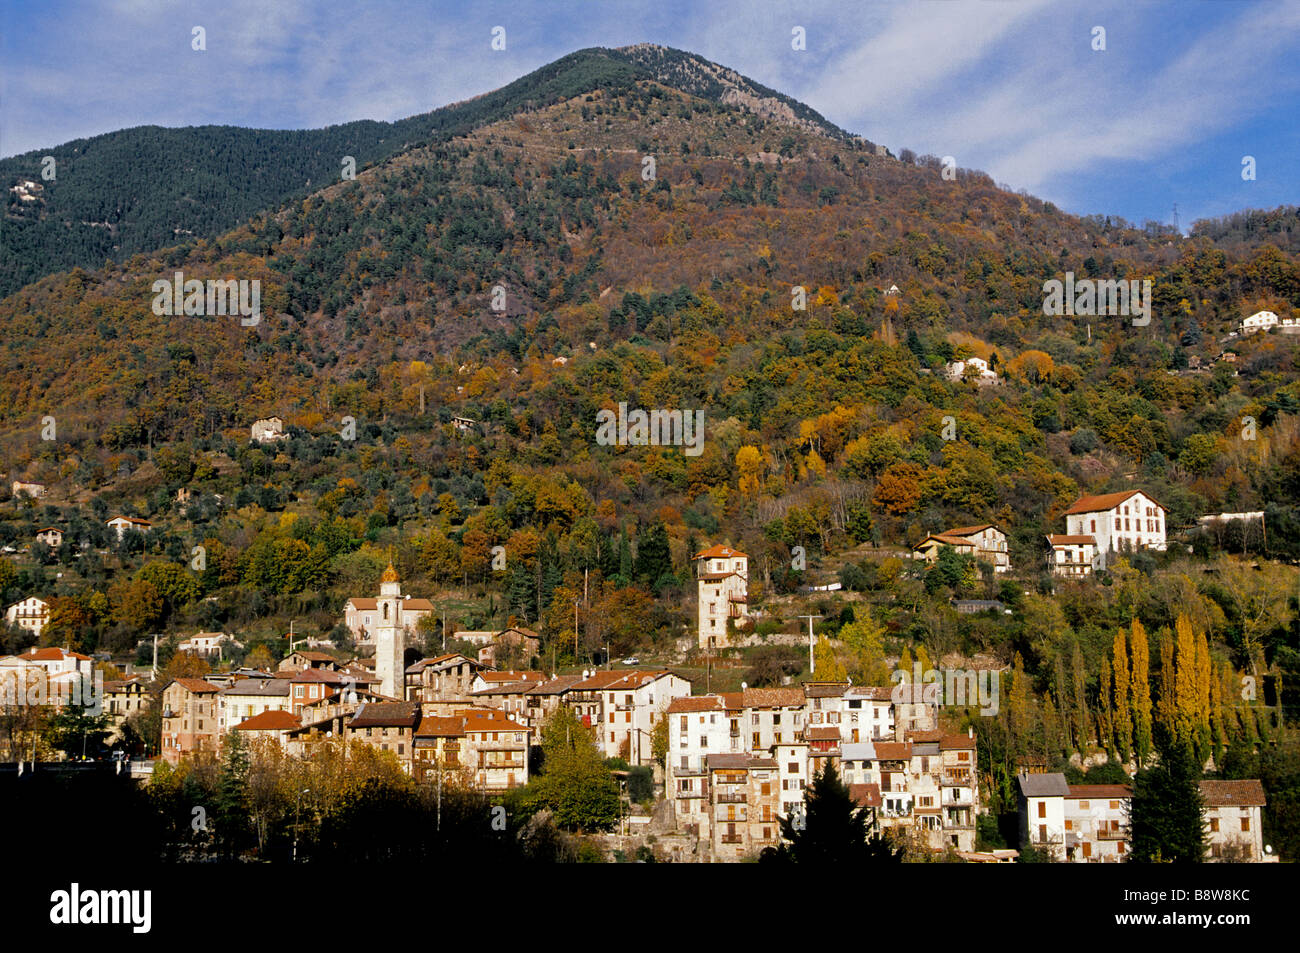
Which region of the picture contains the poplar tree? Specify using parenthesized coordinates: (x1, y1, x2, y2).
(1042, 691, 1064, 759)
(1130, 620, 1153, 767)
(1070, 639, 1089, 752)
(1157, 628, 1177, 739)
(1007, 652, 1031, 758)
(1112, 628, 1132, 763)
(1097, 663, 1115, 756)
(1173, 614, 1199, 751)
(1193, 629, 1213, 766)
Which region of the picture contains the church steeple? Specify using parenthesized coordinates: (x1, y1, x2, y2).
(375, 551, 404, 700)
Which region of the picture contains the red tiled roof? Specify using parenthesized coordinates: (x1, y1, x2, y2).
(916, 534, 976, 549)
(415, 715, 465, 737)
(693, 545, 748, 560)
(348, 701, 420, 728)
(945, 524, 997, 537)
(348, 596, 436, 611)
(742, 687, 805, 708)
(1064, 490, 1163, 515)
(479, 670, 544, 683)
(290, 669, 349, 684)
(666, 696, 725, 714)
(1048, 534, 1096, 545)
(16, 647, 92, 662)
(806, 726, 840, 741)
(235, 710, 301, 731)
(940, 733, 977, 750)
(463, 713, 528, 733)
(871, 742, 912, 760)
(1199, 780, 1266, 807)
(1066, 784, 1131, 799)
(850, 783, 883, 808)
(170, 678, 220, 694)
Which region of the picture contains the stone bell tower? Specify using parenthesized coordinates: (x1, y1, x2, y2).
(375, 559, 404, 700)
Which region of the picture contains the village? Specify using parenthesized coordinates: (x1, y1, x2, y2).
(0, 485, 1275, 863)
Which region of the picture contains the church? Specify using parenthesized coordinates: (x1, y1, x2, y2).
(373, 560, 409, 700)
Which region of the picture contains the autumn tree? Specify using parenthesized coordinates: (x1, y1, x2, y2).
(872, 462, 923, 515)
(1112, 628, 1132, 762)
(1130, 620, 1153, 767)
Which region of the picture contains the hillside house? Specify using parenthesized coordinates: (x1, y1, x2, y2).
(160, 678, 222, 765)
(1050, 489, 1166, 576)
(4, 597, 50, 637)
(218, 677, 291, 733)
(106, 515, 152, 539)
(1202, 780, 1268, 861)
(913, 523, 1010, 573)
(35, 527, 63, 548)
(694, 544, 749, 650)
(11, 481, 46, 498)
(945, 356, 999, 384)
(250, 416, 286, 442)
(1240, 310, 1279, 334)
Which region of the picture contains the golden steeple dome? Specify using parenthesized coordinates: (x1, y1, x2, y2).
(381, 551, 399, 584)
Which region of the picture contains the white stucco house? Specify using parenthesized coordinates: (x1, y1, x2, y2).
(946, 356, 999, 384)
(1049, 489, 1166, 576)
(1240, 310, 1279, 334)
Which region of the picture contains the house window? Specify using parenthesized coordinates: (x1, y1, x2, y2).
(1079, 800, 1089, 809)
(1082, 842, 1092, 859)
(1210, 818, 1219, 832)
(1037, 802, 1046, 818)
(1241, 817, 1250, 832)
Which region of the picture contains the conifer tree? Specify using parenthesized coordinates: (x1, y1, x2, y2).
(761, 761, 902, 864)
(1127, 728, 1205, 864)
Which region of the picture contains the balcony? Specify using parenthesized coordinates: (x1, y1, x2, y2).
(716, 792, 747, 804)
(720, 835, 743, 845)
(942, 773, 972, 787)
(1097, 828, 1127, 841)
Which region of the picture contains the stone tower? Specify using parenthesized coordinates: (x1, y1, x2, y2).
(375, 559, 404, 700)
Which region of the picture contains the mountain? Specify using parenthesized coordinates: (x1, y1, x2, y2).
(0, 45, 861, 300)
(1, 42, 1295, 529)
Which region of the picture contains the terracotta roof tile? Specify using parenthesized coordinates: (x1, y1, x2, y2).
(666, 696, 725, 714)
(1199, 779, 1266, 807)
(234, 710, 301, 731)
(1064, 490, 1163, 515)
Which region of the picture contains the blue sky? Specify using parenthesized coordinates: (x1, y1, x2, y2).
(3, 0, 1297, 230)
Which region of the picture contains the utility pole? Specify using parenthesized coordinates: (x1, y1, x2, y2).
(574, 599, 580, 660)
(797, 615, 823, 674)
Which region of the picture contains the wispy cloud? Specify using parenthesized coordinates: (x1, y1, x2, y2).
(1, 0, 1295, 226)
